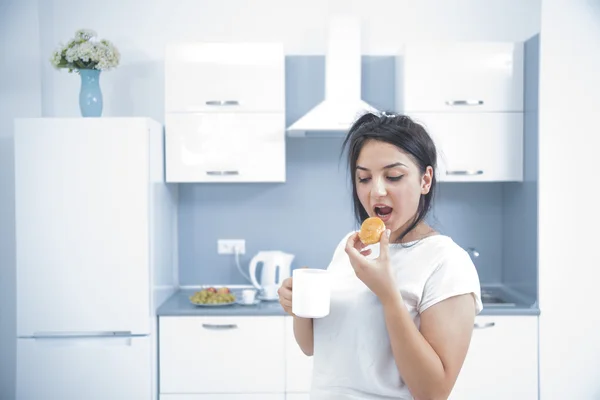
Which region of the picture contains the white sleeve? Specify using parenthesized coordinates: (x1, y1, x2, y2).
(325, 231, 355, 272)
(418, 248, 483, 315)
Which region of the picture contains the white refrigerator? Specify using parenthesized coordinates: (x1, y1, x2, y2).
(14, 117, 178, 400)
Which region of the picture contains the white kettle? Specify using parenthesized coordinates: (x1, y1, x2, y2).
(249, 251, 294, 299)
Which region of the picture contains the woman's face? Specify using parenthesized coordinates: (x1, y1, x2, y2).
(355, 139, 433, 240)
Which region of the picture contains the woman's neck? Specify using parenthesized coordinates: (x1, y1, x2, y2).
(392, 221, 437, 244)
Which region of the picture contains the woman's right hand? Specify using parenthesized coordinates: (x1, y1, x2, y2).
(278, 277, 294, 316)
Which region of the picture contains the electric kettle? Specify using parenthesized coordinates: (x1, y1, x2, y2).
(249, 251, 294, 300)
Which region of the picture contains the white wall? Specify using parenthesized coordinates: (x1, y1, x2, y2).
(0, 1, 541, 399)
(538, 1, 600, 398)
(41, 0, 541, 121)
(0, 1, 42, 399)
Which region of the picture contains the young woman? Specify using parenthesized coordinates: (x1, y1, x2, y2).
(278, 112, 483, 400)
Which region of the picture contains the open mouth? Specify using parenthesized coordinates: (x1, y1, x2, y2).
(374, 205, 393, 221)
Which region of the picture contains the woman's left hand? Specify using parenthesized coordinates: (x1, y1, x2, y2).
(345, 229, 397, 301)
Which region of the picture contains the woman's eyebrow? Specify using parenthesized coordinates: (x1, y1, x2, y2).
(356, 162, 407, 171)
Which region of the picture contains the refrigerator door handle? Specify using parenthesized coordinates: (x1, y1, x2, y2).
(27, 331, 140, 339)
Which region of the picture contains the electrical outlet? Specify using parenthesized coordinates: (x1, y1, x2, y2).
(218, 239, 245, 255)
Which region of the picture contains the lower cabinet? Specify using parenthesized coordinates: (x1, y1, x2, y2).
(159, 316, 286, 397)
(285, 317, 313, 398)
(449, 315, 539, 400)
(160, 396, 306, 400)
(285, 394, 311, 400)
(160, 396, 284, 400)
(159, 315, 538, 400)
(285, 317, 313, 400)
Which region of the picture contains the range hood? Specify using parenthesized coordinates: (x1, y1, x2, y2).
(286, 16, 379, 137)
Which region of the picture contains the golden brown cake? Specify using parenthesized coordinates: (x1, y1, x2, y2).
(358, 217, 386, 245)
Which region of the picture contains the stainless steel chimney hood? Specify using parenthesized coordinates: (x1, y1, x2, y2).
(286, 16, 378, 137)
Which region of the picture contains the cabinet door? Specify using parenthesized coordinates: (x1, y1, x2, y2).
(14, 118, 152, 335)
(402, 42, 523, 113)
(165, 112, 286, 183)
(17, 336, 151, 400)
(286, 394, 311, 400)
(448, 316, 538, 400)
(160, 395, 284, 400)
(285, 317, 313, 393)
(165, 42, 284, 113)
(159, 316, 286, 394)
(409, 112, 523, 182)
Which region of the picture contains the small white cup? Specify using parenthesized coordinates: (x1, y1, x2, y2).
(292, 269, 330, 318)
(241, 289, 257, 304)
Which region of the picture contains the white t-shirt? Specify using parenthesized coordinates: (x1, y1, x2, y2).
(310, 232, 483, 400)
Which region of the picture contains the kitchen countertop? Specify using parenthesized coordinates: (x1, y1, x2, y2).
(479, 284, 540, 316)
(157, 287, 288, 317)
(156, 285, 540, 317)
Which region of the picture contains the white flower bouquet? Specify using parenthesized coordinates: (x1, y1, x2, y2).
(50, 29, 120, 73)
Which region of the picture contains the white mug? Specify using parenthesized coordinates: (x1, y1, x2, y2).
(292, 269, 330, 318)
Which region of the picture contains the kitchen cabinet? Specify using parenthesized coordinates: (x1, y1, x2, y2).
(160, 396, 284, 400)
(285, 317, 313, 395)
(158, 314, 537, 399)
(159, 316, 286, 395)
(409, 112, 523, 182)
(400, 42, 524, 113)
(449, 315, 538, 400)
(165, 112, 286, 183)
(165, 42, 285, 113)
(286, 395, 311, 400)
(164, 41, 286, 183)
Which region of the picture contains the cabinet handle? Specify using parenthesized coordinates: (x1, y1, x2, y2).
(474, 322, 495, 329)
(205, 100, 240, 106)
(30, 331, 134, 339)
(202, 323, 238, 330)
(446, 170, 484, 176)
(206, 170, 239, 176)
(445, 100, 484, 106)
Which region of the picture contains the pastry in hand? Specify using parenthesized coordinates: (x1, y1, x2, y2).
(358, 217, 386, 245)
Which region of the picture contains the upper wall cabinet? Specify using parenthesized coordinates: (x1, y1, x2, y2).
(410, 112, 523, 182)
(164, 42, 286, 183)
(165, 112, 285, 183)
(165, 42, 285, 113)
(399, 42, 524, 113)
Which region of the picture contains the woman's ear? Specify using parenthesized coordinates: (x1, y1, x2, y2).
(421, 166, 434, 194)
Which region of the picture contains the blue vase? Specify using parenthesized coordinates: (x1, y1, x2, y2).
(78, 69, 103, 117)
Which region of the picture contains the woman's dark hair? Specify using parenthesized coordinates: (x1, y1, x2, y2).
(341, 111, 438, 243)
